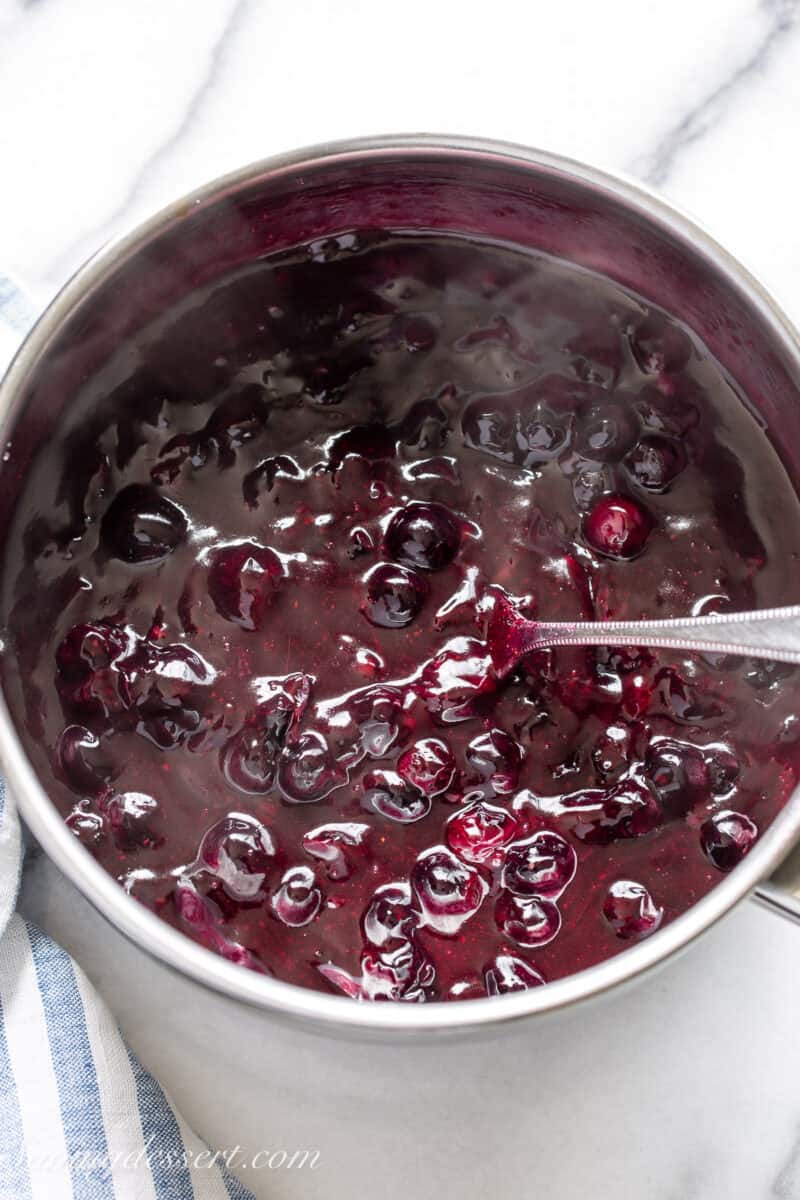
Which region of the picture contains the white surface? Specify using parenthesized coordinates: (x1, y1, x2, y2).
(18, 856, 800, 1200)
(4, 0, 800, 1195)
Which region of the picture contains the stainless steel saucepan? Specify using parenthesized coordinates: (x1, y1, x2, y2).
(1, 135, 799, 1042)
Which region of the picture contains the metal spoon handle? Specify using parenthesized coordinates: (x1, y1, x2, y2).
(533, 605, 800, 663)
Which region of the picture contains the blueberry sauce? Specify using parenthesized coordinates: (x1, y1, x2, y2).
(4, 230, 800, 1002)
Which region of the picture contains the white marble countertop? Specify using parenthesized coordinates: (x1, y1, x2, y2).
(3, 0, 800, 1196)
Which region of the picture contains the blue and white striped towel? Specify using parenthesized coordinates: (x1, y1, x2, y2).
(0, 281, 256, 1200)
(0, 783, 256, 1200)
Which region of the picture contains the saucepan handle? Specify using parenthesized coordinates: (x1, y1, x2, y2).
(752, 844, 800, 922)
(2, 267, 799, 923)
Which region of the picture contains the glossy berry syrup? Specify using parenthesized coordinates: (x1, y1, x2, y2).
(4, 230, 800, 1003)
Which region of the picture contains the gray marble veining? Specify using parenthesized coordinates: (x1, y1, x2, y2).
(634, 0, 800, 186)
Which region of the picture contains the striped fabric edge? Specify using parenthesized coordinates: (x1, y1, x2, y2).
(75, 964, 254, 1200)
(0, 913, 256, 1200)
(0, 324, 19, 379)
(125, 1052, 254, 1200)
(0, 782, 22, 938)
(0, 270, 38, 337)
(0, 976, 32, 1200)
(26, 921, 115, 1198)
(0, 916, 73, 1200)
(72, 967, 157, 1200)
(170, 1106, 256, 1200)
(0, 270, 37, 378)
